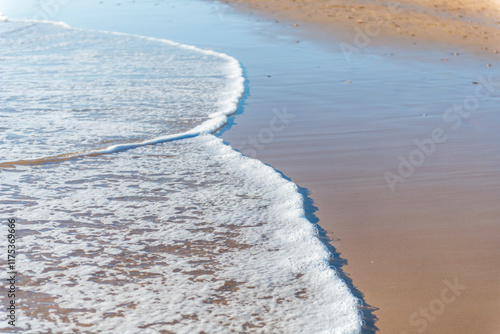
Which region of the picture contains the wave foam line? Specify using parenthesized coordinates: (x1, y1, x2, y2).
(0, 20, 245, 168)
(0, 115, 232, 168)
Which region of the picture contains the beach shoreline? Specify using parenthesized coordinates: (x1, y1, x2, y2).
(2, 0, 500, 332)
(0, 2, 366, 332)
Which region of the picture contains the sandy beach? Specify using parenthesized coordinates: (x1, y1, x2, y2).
(216, 0, 500, 333)
(1, 0, 499, 332)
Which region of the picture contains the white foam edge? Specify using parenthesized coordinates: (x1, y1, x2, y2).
(3, 19, 245, 161)
(202, 134, 364, 332)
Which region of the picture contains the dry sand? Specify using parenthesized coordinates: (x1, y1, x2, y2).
(217, 0, 500, 55)
(216, 0, 500, 333)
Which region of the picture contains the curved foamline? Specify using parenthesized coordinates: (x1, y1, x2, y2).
(0, 115, 232, 168)
(1, 19, 245, 167)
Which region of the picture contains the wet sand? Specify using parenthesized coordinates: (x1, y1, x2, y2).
(216, 0, 500, 333)
(3, 0, 499, 332)
(223, 59, 500, 334)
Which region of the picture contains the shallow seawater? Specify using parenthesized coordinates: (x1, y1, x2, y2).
(2, 136, 361, 333)
(0, 21, 234, 161)
(0, 12, 361, 334)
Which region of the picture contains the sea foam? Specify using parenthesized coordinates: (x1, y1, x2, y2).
(0, 21, 243, 162)
(0, 20, 362, 333)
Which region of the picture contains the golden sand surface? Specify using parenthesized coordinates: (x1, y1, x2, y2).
(217, 0, 500, 55)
